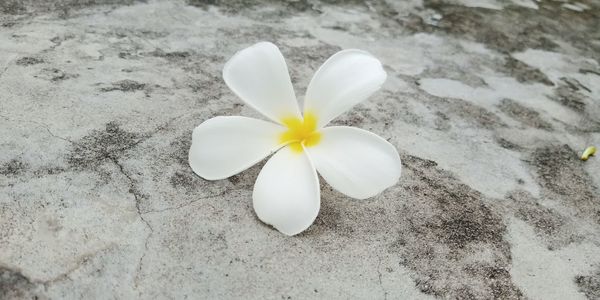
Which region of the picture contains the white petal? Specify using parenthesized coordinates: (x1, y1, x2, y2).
(223, 42, 301, 123)
(304, 50, 387, 128)
(305, 126, 401, 199)
(253, 146, 320, 236)
(189, 116, 284, 180)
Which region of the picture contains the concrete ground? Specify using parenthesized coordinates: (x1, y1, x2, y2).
(1, 0, 600, 299)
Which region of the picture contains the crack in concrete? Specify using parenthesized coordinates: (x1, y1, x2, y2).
(0, 245, 111, 291)
(39, 246, 114, 288)
(110, 156, 153, 293)
(0, 114, 78, 145)
(2, 114, 201, 294)
(376, 255, 388, 300)
(142, 190, 228, 215)
(1, 115, 156, 293)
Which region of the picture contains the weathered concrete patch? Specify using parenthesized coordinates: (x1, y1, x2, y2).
(0, 267, 44, 300)
(15, 56, 44, 66)
(503, 189, 582, 250)
(501, 56, 553, 86)
(187, 0, 318, 15)
(576, 269, 600, 300)
(0, 159, 28, 176)
(551, 78, 589, 112)
(0, 0, 25, 15)
(2, 0, 599, 298)
(411, 0, 600, 63)
(508, 218, 600, 300)
(1, 0, 137, 17)
(34, 68, 78, 82)
(389, 155, 523, 299)
(67, 122, 144, 170)
(497, 98, 552, 130)
(530, 144, 600, 223)
(100, 80, 146, 93)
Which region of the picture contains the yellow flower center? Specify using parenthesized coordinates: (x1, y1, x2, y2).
(279, 111, 322, 153)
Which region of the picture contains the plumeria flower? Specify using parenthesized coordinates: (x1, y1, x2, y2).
(189, 42, 401, 236)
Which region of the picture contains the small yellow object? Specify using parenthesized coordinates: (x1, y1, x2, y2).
(279, 111, 322, 153)
(581, 146, 596, 161)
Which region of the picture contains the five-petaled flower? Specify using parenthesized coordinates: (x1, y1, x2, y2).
(189, 42, 401, 235)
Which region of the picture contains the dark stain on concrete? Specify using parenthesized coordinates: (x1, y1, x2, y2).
(530, 144, 600, 223)
(195, 0, 401, 27)
(124, 46, 194, 61)
(100, 80, 146, 92)
(35, 68, 77, 82)
(416, 82, 506, 130)
(561, 77, 591, 93)
(463, 265, 524, 299)
(33, 166, 66, 177)
(550, 77, 589, 112)
(411, 1, 553, 52)
(166, 132, 232, 193)
(434, 111, 451, 131)
(563, 118, 600, 135)
(332, 92, 414, 130)
(502, 56, 553, 86)
(310, 203, 351, 236)
(437, 216, 499, 249)
(49, 34, 75, 48)
(147, 51, 228, 100)
(226, 174, 242, 186)
(214, 25, 311, 51)
(182, 55, 224, 74)
(0, 159, 66, 179)
(9, 0, 137, 18)
(15, 57, 44, 66)
(495, 137, 523, 151)
(187, 0, 317, 15)
(388, 154, 523, 299)
(170, 171, 195, 188)
(0, 159, 28, 176)
(580, 69, 600, 77)
(0, 267, 42, 300)
(330, 109, 368, 127)
(1, 20, 17, 28)
(303, 183, 356, 237)
(0, 1, 25, 15)
(187, 72, 225, 102)
(284, 42, 342, 71)
(169, 133, 192, 167)
(443, 98, 506, 130)
(67, 122, 144, 170)
(407, 0, 600, 61)
(169, 168, 211, 193)
(498, 98, 552, 130)
(454, 101, 505, 129)
(148, 48, 191, 61)
(401, 156, 505, 250)
(506, 190, 564, 237)
(576, 269, 600, 300)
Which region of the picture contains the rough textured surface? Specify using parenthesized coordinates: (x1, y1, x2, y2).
(1, 0, 600, 299)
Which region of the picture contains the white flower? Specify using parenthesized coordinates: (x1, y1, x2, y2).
(189, 42, 401, 236)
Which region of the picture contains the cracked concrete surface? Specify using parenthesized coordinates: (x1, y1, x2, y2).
(1, 0, 600, 299)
